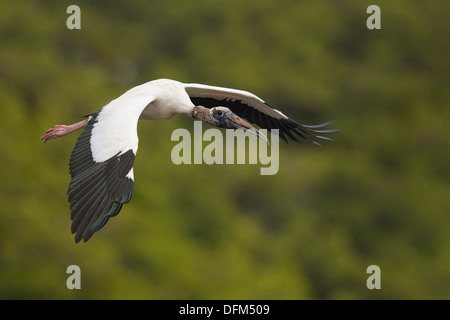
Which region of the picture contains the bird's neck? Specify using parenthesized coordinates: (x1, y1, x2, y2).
(192, 106, 214, 124)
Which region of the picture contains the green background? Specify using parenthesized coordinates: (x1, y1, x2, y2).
(1, 0, 449, 299)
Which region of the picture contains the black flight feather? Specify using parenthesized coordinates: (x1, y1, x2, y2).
(188, 96, 340, 146)
(67, 110, 135, 243)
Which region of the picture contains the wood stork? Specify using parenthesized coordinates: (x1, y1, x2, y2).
(41, 78, 339, 243)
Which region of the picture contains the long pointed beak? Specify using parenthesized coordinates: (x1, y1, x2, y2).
(226, 114, 269, 144)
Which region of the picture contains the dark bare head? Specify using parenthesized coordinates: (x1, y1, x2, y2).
(192, 106, 268, 143)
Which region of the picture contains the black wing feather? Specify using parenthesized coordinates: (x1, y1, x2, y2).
(188, 97, 340, 146)
(67, 111, 135, 243)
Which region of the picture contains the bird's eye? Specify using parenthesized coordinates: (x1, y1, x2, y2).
(215, 110, 223, 116)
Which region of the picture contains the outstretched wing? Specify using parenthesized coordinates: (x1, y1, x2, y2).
(67, 110, 136, 243)
(184, 83, 340, 145)
(67, 87, 157, 243)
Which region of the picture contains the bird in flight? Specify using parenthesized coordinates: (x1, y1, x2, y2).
(41, 79, 339, 243)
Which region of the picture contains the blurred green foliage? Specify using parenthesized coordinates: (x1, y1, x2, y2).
(0, 0, 449, 299)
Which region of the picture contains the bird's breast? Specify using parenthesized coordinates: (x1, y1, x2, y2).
(139, 98, 193, 121)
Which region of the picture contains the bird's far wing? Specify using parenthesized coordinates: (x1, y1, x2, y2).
(184, 83, 340, 145)
(67, 110, 136, 243)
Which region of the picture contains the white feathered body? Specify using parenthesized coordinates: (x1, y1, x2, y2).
(90, 79, 194, 164)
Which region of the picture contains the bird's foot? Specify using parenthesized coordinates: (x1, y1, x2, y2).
(40, 119, 89, 142)
(40, 125, 70, 142)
